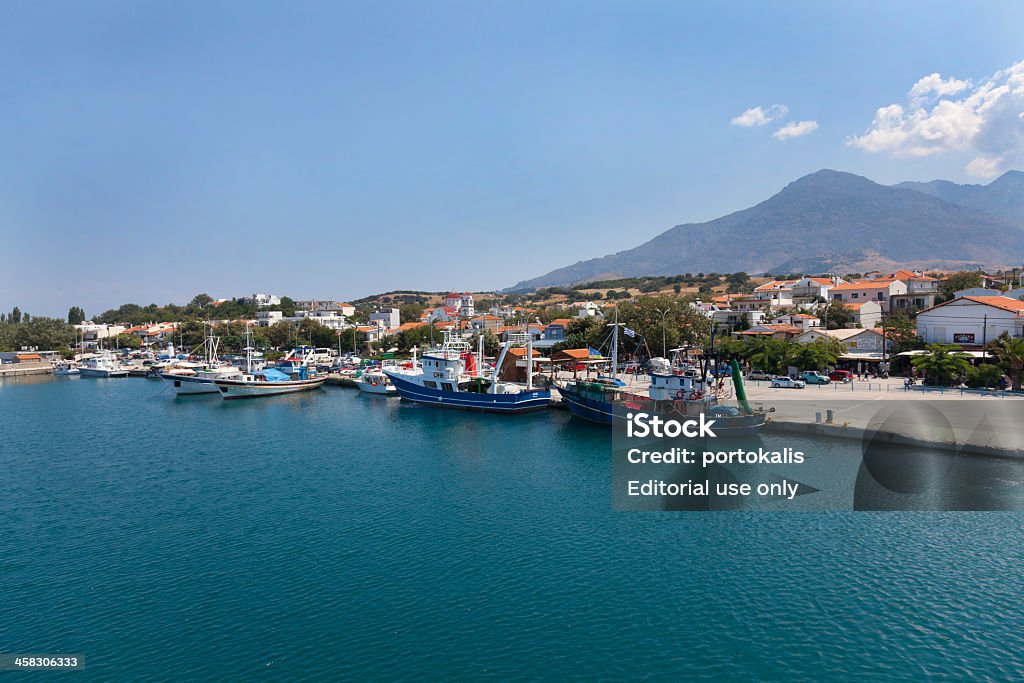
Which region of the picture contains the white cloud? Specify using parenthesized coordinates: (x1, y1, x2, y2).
(731, 104, 788, 127)
(772, 120, 818, 140)
(848, 60, 1024, 177)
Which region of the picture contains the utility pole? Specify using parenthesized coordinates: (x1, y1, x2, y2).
(982, 313, 988, 362)
(880, 311, 887, 378)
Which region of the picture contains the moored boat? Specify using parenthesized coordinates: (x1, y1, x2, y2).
(54, 362, 80, 376)
(383, 330, 549, 413)
(214, 367, 326, 399)
(355, 365, 399, 395)
(557, 311, 765, 434)
(79, 352, 128, 378)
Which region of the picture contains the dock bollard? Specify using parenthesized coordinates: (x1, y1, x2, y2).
(815, 411, 822, 423)
(826, 409, 834, 424)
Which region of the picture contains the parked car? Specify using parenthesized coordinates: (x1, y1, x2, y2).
(771, 376, 806, 389)
(799, 371, 831, 385)
(711, 365, 733, 378)
(828, 369, 853, 383)
(747, 370, 773, 381)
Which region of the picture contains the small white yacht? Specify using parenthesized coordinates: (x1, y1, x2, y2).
(79, 352, 128, 378)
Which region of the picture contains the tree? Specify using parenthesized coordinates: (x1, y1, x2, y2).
(266, 321, 295, 349)
(13, 316, 75, 350)
(279, 296, 297, 317)
(470, 329, 501, 357)
(561, 316, 605, 351)
(988, 334, 1024, 391)
(67, 306, 86, 325)
(967, 363, 1004, 389)
(820, 300, 854, 329)
(726, 272, 751, 294)
(189, 293, 214, 308)
(911, 344, 972, 386)
(10, 306, 22, 324)
(938, 271, 983, 302)
(745, 338, 800, 374)
(795, 339, 840, 371)
(617, 295, 711, 354)
(883, 313, 920, 353)
(113, 332, 142, 349)
(399, 303, 424, 324)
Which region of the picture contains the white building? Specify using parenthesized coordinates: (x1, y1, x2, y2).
(830, 279, 907, 312)
(795, 327, 892, 362)
(444, 292, 475, 318)
(74, 322, 127, 347)
(770, 313, 821, 331)
(842, 300, 883, 328)
(295, 300, 355, 317)
(575, 301, 604, 318)
(790, 276, 843, 303)
(711, 309, 765, 329)
(369, 308, 400, 329)
(752, 280, 795, 307)
(242, 293, 281, 307)
(916, 295, 1024, 346)
(257, 309, 350, 331)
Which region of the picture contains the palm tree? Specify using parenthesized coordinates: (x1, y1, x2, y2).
(911, 344, 972, 386)
(988, 335, 1024, 391)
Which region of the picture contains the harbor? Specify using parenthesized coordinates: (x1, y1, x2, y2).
(5, 375, 1024, 679)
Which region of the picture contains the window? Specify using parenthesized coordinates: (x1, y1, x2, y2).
(851, 293, 859, 299)
(441, 383, 454, 392)
(424, 380, 437, 389)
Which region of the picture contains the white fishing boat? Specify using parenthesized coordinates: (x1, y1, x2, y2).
(79, 352, 128, 378)
(163, 329, 243, 395)
(214, 367, 326, 399)
(214, 327, 325, 399)
(355, 363, 399, 395)
(54, 362, 80, 376)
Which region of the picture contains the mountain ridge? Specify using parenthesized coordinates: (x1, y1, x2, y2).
(508, 169, 1024, 291)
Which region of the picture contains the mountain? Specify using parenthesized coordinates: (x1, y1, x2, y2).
(508, 169, 1024, 291)
(894, 170, 1024, 224)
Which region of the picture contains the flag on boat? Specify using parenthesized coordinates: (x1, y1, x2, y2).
(623, 327, 636, 338)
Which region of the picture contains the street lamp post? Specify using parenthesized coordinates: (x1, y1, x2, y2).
(656, 306, 672, 357)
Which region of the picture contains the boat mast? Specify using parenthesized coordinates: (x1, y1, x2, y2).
(608, 307, 619, 379)
(245, 323, 253, 374)
(526, 337, 533, 390)
(477, 334, 484, 378)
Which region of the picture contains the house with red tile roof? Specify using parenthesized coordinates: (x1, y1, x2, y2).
(829, 279, 907, 312)
(916, 295, 1024, 346)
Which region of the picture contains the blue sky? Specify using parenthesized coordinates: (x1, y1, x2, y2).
(3, 1, 1023, 317)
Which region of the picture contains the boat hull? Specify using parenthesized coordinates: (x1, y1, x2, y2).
(213, 377, 326, 399)
(559, 384, 766, 435)
(162, 374, 220, 395)
(79, 368, 128, 378)
(356, 380, 398, 395)
(386, 372, 550, 413)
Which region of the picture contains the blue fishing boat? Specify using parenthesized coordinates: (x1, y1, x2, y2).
(383, 330, 550, 413)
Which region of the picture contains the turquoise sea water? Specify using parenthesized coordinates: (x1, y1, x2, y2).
(3, 377, 1024, 680)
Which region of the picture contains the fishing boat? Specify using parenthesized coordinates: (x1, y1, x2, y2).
(213, 327, 325, 399)
(383, 330, 549, 413)
(162, 329, 243, 395)
(355, 368, 397, 395)
(78, 351, 128, 378)
(214, 366, 326, 399)
(557, 311, 765, 434)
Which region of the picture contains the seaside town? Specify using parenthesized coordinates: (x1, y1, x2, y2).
(3, 267, 1024, 402)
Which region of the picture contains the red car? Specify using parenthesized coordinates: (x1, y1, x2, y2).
(829, 370, 853, 382)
